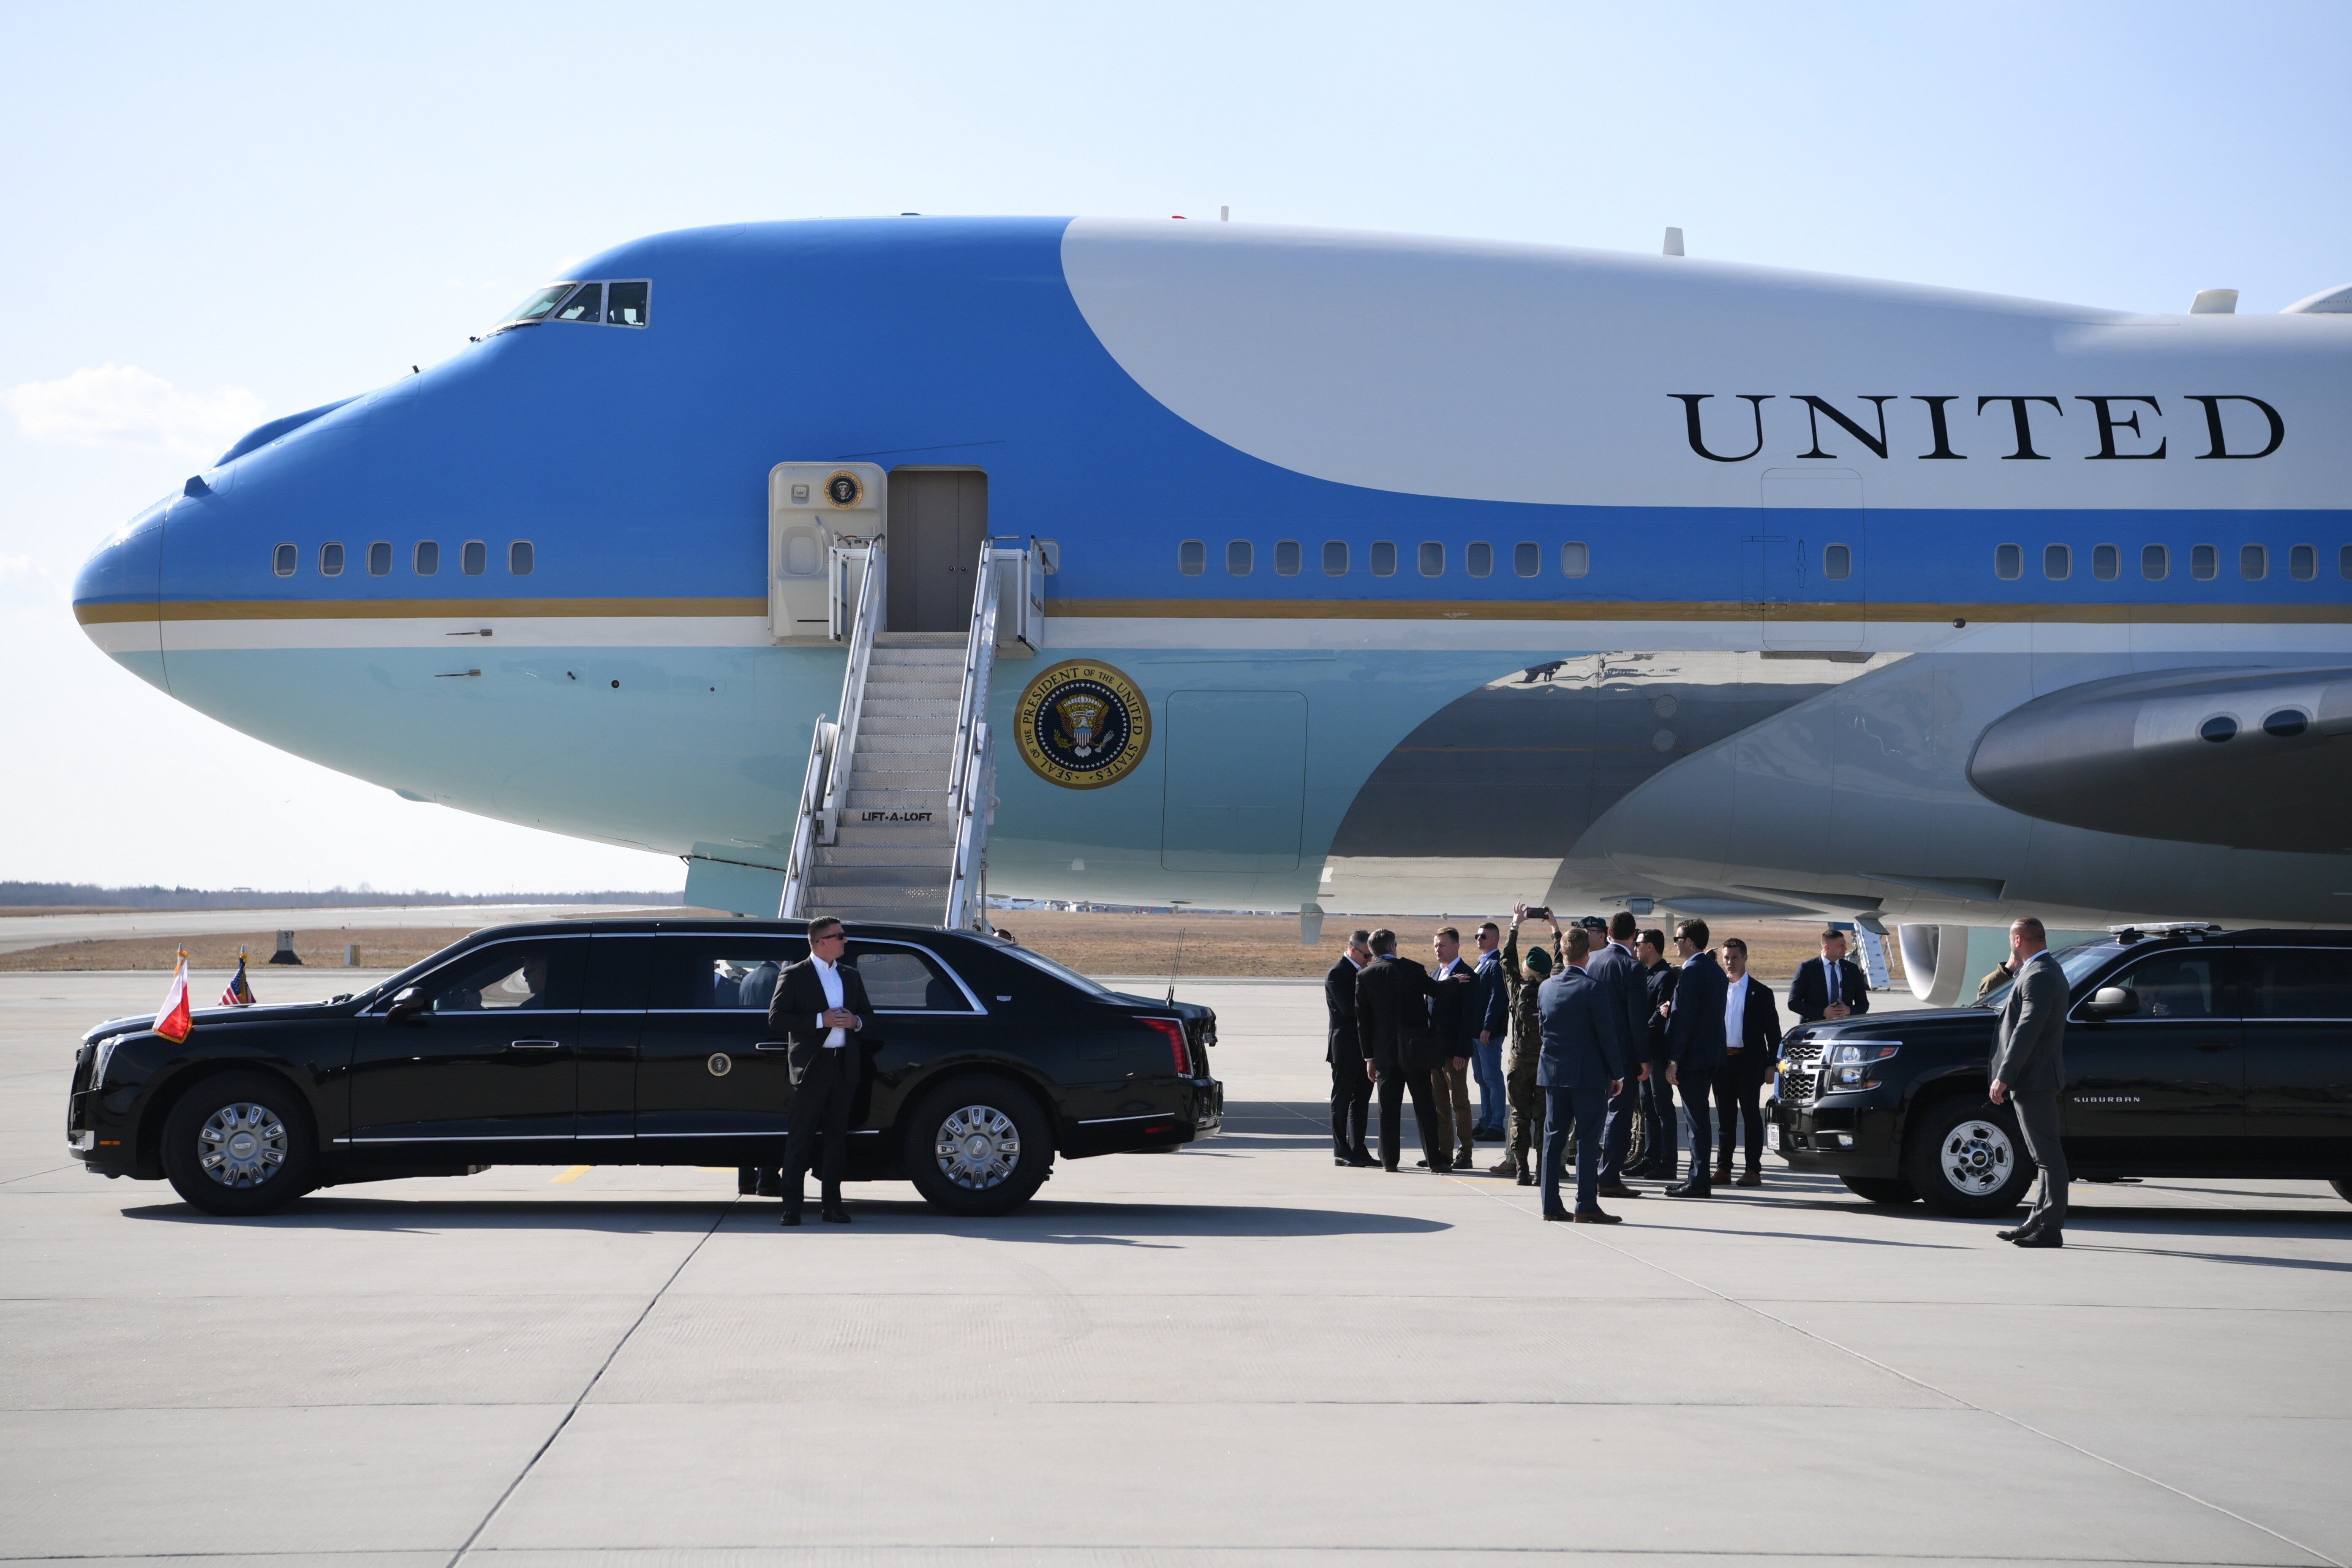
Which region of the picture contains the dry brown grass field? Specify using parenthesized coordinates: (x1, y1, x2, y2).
(990, 909, 1900, 991)
(0, 929, 478, 974)
(0, 910, 1901, 994)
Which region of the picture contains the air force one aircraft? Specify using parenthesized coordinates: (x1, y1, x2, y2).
(72, 217, 2352, 1001)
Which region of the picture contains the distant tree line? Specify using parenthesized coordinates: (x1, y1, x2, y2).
(0, 882, 685, 911)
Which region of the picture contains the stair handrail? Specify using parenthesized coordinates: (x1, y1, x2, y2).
(943, 719, 992, 931)
(947, 539, 1004, 800)
(942, 539, 1010, 929)
(819, 537, 885, 821)
(776, 716, 836, 919)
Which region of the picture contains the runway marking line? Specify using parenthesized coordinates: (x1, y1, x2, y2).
(549, 1165, 593, 1184)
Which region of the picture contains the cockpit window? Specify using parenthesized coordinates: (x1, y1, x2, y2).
(491, 278, 649, 334)
(606, 280, 650, 326)
(501, 283, 577, 327)
(554, 283, 603, 324)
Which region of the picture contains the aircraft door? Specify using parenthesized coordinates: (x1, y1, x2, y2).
(887, 469, 988, 632)
(1162, 691, 1307, 877)
(769, 462, 885, 646)
(1746, 470, 1865, 651)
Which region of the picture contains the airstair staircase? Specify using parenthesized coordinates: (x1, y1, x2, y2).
(777, 534, 1039, 930)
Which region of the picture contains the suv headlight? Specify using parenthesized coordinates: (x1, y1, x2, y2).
(1823, 1041, 1898, 1090)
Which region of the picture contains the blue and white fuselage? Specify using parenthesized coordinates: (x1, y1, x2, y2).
(73, 218, 2352, 964)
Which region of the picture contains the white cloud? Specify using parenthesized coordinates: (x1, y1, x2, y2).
(0, 554, 62, 609)
(3, 365, 264, 458)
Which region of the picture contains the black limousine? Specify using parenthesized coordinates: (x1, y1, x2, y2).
(66, 920, 1222, 1217)
(1776, 925, 2352, 1215)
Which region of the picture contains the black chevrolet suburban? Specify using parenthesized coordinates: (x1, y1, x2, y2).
(65, 919, 1222, 1218)
(1775, 926, 2352, 1215)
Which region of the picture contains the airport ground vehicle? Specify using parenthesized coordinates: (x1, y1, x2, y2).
(1775, 927, 2352, 1215)
(65, 920, 1222, 1217)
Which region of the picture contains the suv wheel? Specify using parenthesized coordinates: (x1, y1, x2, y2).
(903, 1075, 1051, 1216)
(2330, 1177, 2352, 1206)
(1905, 1096, 2035, 1217)
(1840, 1174, 1919, 1206)
(161, 1071, 318, 1216)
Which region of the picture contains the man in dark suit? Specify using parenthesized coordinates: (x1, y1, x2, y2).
(1424, 928, 1478, 1170)
(1356, 929, 1447, 1173)
(765, 916, 876, 1226)
(1712, 936, 1783, 1187)
(1788, 928, 1871, 1025)
(1536, 927, 1628, 1222)
(1990, 916, 2069, 1248)
(1584, 911, 1650, 1200)
(1628, 928, 1679, 1180)
(1325, 929, 1375, 1167)
(1661, 918, 1729, 1197)
(1468, 921, 1511, 1140)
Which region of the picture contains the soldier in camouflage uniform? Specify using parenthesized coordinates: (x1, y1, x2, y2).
(1489, 903, 1564, 1184)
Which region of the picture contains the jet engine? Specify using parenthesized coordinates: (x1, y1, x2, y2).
(1968, 667, 2352, 855)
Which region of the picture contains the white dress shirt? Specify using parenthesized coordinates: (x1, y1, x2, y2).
(1724, 973, 1749, 1052)
(813, 955, 848, 1048)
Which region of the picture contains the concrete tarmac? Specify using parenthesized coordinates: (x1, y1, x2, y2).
(3, 971, 2348, 1566)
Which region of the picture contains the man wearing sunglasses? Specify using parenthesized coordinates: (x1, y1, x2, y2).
(767, 916, 875, 1226)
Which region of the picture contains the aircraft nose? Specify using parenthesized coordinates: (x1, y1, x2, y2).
(73, 492, 172, 693)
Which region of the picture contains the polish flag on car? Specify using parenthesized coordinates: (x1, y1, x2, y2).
(154, 952, 193, 1043)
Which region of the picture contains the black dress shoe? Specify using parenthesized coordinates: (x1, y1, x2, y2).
(779, 1210, 803, 1227)
(1542, 1208, 1572, 1221)
(1515, 1170, 1535, 1187)
(821, 1207, 852, 1224)
(1572, 1210, 1623, 1224)
(1595, 1184, 1643, 1200)
(1995, 1226, 2024, 1241)
(2011, 1228, 2062, 1248)
(1663, 1181, 1712, 1198)
(1350, 1148, 1375, 1165)
(1383, 1163, 1400, 1173)
(1415, 1158, 1429, 1168)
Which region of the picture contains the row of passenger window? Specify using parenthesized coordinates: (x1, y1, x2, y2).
(1995, 542, 2349, 583)
(272, 541, 535, 579)
(1180, 539, 1594, 580)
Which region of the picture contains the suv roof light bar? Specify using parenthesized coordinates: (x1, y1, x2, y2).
(2107, 921, 2223, 944)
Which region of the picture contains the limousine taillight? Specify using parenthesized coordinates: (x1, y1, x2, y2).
(1141, 1017, 1190, 1074)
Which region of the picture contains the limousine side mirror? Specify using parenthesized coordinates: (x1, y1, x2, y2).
(385, 986, 429, 1025)
(2083, 986, 2138, 1018)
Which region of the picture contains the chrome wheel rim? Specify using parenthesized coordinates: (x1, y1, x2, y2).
(199, 1102, 288, 1188)
(934, 1105, 1021, 1190)
(1938, 1118, 2014, 1197)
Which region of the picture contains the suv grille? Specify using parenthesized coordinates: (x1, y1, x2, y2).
(1779, 1039, 1822, 1106)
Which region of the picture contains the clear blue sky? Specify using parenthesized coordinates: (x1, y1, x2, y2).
(4, 1, 2347, 893)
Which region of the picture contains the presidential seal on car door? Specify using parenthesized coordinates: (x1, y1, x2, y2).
(1014, 660, 1151, 789)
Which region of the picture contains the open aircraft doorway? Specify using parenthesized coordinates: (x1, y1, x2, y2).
(887, 468, 989, 633)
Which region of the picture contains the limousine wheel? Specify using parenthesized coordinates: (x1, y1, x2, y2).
(161, 1072, 318, 1217)
(1905, 1096, 2035, 1218)
(1840, 1175, 1919, 1206)
(2330, 1177, 2352, 1206)
(904, 1075, 1051, 1216)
